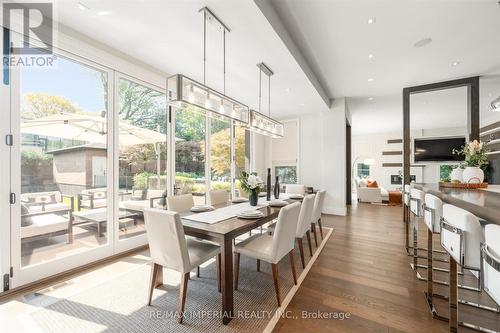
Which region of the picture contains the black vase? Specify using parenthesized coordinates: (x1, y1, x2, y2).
(249, 190, 259, 206)
(266, 168, 272, 201)
(274, 176, 280, 199)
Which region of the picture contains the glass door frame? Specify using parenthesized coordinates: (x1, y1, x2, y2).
(8, 44, 115, 288)
(112, 72, 167, 253)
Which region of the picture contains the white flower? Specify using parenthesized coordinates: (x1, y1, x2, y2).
(247, 175, 259, 189)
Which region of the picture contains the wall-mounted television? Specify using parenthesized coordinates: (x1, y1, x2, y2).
(413, 137, 466, 163)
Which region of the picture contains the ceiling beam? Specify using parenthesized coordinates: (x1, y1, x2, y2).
(253, 0, 331, 109)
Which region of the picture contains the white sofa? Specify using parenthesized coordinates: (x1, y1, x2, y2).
(354, 177, 389, 203)
(20, 190, 73, 213)
(120, 189, 165, 213)
(21, 204, 73, 243)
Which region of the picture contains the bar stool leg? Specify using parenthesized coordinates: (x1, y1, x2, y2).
(449, 256, 459, 333)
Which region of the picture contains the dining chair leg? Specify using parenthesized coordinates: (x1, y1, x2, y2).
(297, 238, 305, 269)
(318, 218, 324, 239)
(289, 250, 298, 285)
(271, 263, 281, 306)
(216, 254, 221, 293)
(147, 262, 161, 306)
(256, 259, 261, 272)
(234, 253, 240, 290)
(306, 230, 313, 256)
(196, 266, 200, 278)
(178, 272, 189, 324)
(311, 223, 318, 247)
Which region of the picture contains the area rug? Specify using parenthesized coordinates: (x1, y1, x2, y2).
(28, 228, 332, 333)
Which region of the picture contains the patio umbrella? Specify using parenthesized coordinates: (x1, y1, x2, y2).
(21, 112, 177, 181)
(21, 112, 167, 146)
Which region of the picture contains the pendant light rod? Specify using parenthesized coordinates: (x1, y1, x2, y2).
(257, 62, 274, 116)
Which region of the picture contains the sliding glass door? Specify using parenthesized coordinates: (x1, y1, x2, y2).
(115, 75, 167, 251)
(174, 106, 206, 204)
(10, 49, 114, 287)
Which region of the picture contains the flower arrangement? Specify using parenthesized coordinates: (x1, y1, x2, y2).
(453, 140, 488, 168)
(239, 171, 263, 194)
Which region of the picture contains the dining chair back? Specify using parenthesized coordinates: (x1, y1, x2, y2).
(311, 190, 326, 224)
(271, 202, 301, 262)
(209, 189, 229, 206)
(410, 188, 424, 217)
(144, 208, 190, 273)
(296, 194, 316, 238)
(167, 194, 194, 213)
(285, 184, 305, 195)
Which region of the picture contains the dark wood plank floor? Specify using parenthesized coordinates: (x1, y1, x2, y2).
(274, 203, 499, 333)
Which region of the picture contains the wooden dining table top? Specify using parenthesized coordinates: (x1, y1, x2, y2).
(178, 196, 303, 325)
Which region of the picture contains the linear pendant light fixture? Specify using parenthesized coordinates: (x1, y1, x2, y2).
(248, 63, 284, 138)
(167, 7, 250, 124)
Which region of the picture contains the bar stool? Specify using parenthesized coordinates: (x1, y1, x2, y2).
(481, 224, 500, 331)
(404, 184, 411, 251)
(409, 188, 426, 275)
(441, 204, 499, 333)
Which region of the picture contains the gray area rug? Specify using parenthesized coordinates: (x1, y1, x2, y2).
(30, 229, 331, 333)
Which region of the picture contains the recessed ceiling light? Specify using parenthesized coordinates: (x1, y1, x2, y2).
(368, 97, 374, 101)
(367, 17, 376, 24)
(451, 61, 460, 67)
(489, 92, 493, 97)
(368, 54, 374, 59)
(413, 38, 432, 48)
(299, 102, 305, 106)
(77, 2, 90, 10)
(97, 10, 112, 16)
(367, 78, 375, 82)
(285, 88, 291, 93)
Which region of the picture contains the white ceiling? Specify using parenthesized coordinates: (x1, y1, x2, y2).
(270, 0, 500, 133)
(50, 0, 329, 119)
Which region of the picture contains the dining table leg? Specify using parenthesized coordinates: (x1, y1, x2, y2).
(220, 236, 234, 324)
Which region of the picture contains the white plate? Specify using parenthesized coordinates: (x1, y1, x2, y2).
(258, 192, 267, 197)
(237, 210, 264, 218)
(190, 205, 215, 212)
(269, 200, 288, 207)
(231, 197, 248, 203)
(289, 194, 304, 199)
(237, 212, 264, 219)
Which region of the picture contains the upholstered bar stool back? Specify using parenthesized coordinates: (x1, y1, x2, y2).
(410, 188, 425, 217)
(424, 194, 442, 233)
(404, 184, 411, 207)
(482, 224, 500, 306)
(441, 204, 484, 270)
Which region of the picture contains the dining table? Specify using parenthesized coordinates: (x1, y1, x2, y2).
(180, 195, 301, 325)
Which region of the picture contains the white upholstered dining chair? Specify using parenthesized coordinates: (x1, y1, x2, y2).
(268, 194, 316, 268)
(166, 194, 194, 213)
(234, 202, 301, 306)
(209, 189, 229, 206)
(310, 190, 326, 246)
(144, 208, 221, 323)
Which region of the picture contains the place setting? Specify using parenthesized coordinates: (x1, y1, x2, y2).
(190, 204, 215, 213)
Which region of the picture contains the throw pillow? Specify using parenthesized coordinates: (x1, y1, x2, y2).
(367, 180, 378, 188)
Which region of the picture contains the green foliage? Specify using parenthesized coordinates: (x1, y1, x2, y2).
(133, 172, 155, 189)
(211, 182, 231, 191)
(440, 165, 455, 182)
(22, 93, 83, 119)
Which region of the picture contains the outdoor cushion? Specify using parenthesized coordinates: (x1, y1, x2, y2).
(21, 191, 63, 203)
(27, 202, 68, 213)
(21, 204, 33, 227)
(80, 198, 107, 208)
(20, 214, 69, 239)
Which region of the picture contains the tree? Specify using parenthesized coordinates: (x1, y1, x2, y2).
(22, 93, 82, 119)
(118, 79, 166, 133)
(210, 128, 231, 177)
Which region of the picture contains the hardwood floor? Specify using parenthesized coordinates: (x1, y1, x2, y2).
(273, 203, 499, 333)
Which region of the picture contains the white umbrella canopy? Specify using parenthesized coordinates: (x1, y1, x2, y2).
(21, 113, 170, 146)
